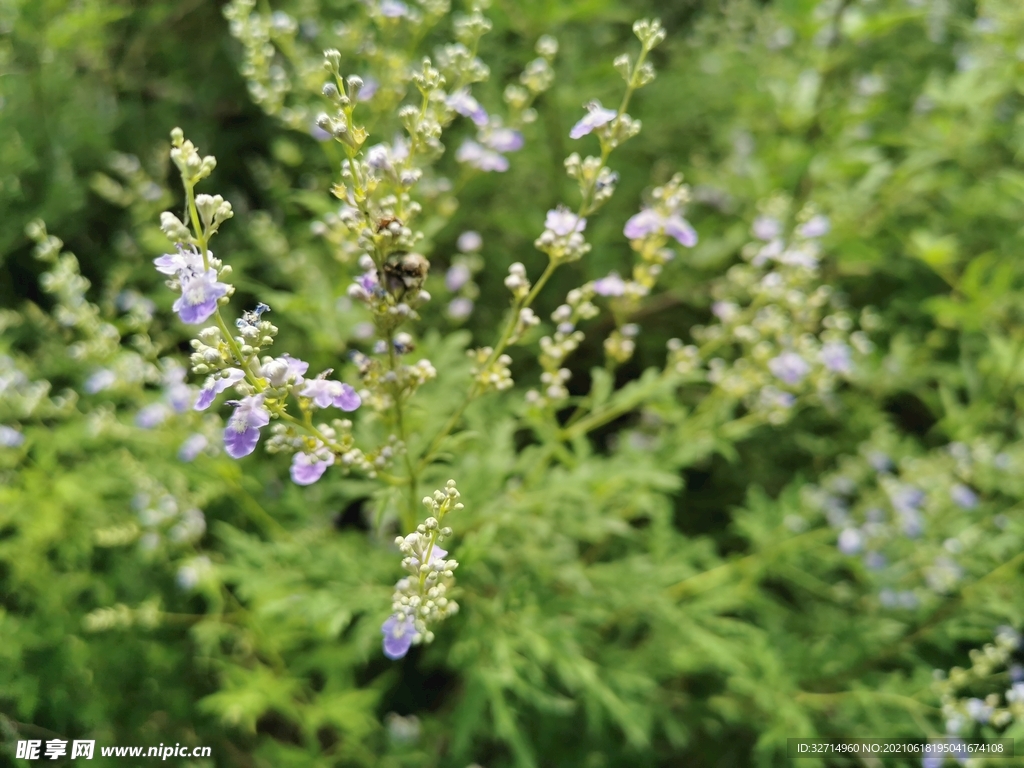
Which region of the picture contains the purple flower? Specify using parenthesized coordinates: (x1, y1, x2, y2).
(752, 216, 781, 241)
(966, 697, 993, 723)
(173, 268, 229, 325)
(457, 231, 482, 252)
(569, 101, 617, 139)
(223, 395, 270, 459)
(0, 425, 25, 448)
(593, 272, 626, 297)
(446, 264, 472, 292)
(820, 341, 853, 374)
(864, 551, 886, 570)
(867, 451, 892, 473)
(768, 351, 810, 385)
(447, 89, 489, 127)
(837, 528, 863, 555)
(949, 483, 978, 510)
(623, 209, 662, 240)
(545, 206, 585, 236)
(263, 354, 309, 388)
(382, 614, 417, 659)
(163, 363, 194, 413)
(84, 369, 117, 394)
(154, 246, 203, 276)
(447, 297, 474, 320)
(310, 122, 332, 142)
(664, 215, 699, 247)
(798, 215, 831, 238)
(623, 209, 698, 247)
(136, 402, 171, 429)
(299, 378, 361, 411)
(195, 368, 245, 411)
(455, 140, 509, 172)
(178, 433, 209, 462)
(358, 76, 379, 101)
(379, 0, 408, 17)
(290, 448, 335, 485)
(483, 127, 524, 152)
(889, 485, 925, 515)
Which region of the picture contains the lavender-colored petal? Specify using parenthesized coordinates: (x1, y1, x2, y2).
(382, 615, 417, 660)
(752, 216, 781, 241)
(334, 383, 362, 411)
(949, 483, 978, 510)
(178, 433, 209, 462)
(457, 231, 482, 252)
(223, 425, 261, 458)
(569, 102, 618, 139)
(798, 214, 831, 238)
(592, 272, 626, 297)
(379, 0, 408, 17)
(173, 296, 216, 324)
(664, 214, 698, 247)
(768, 351, 810, 386)
(290, 451, 335, 485)
(484, 127, 524, 152)
(136, 403, 171, 429)
(455, 140, 509, 172)
(85, 369, 117, 394)
(446, 263, 472, 292)
(623, 209, 663, 240)
(447, 297, 474, 320)
(447, 89, 489, 127)
(820, 341, 853, 374)
(545, 206, 586, 236)
(0, 425, 25, 447)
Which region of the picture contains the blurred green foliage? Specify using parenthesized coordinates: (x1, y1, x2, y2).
(4, 0, 1024, 766)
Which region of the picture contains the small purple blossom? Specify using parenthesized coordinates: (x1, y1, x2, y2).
(457, 231, 482, 252)
(889, 484, 925, 515)
(178, 433, 209, 462)
(290, 448, 335, 485)
(136, 402, 171, 429)
(837, 528, 863, 555)
(163, 363, 194, 413)
(820, 341, 853, 374)
(382, 614, 417, 659)
(379, 0, 408, 17)
(154, 246, 204, 276)
(299, 378, 361, 411)
(592, 272, 626, 297)
(173, 268, 229, 325)
(446, 264, 472, 292)
(949, 483, 978, 510)
(195, 368, 245, 411)
(623, 209, 698, 247)
(768, 351, 810, 385)
(84, 369, 117, 394)
(455, 140, 509, 172)
(0, 425, 25, 448)
(223, 395, 270, 459)
(752, 216, 781, 241)
(966, 697, 993, 723)
(797, 215, 831, 238)
(263, 354, 309, 388)
(358, 76, 379, 101)
(447, 297, 474, 320)
(310, 121, 332, 142)
(447, 89, 489, 127)
(545, 206, 585, 236)
(864, 551, 886, 570)
(569, 100, 617, 139)
(483, 127, 524, 152)
(867, 451, 892, 473)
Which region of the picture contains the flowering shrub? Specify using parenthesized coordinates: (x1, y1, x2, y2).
(4, 0, 1024, 766)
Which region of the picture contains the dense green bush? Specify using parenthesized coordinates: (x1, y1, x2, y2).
(4, 0, 1024, 766)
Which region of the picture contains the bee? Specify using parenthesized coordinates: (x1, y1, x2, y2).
(383, 251, 430, 296)
(375, 215, 402, 233)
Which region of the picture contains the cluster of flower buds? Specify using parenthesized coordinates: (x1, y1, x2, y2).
(672, 207, 869, 424)
(932, 627, 1024, 737)
(468, 346, 513, 393)
(153, 130, 365, 486)
(793, 435, 1010, 610)
(382, 480, 463, 659)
